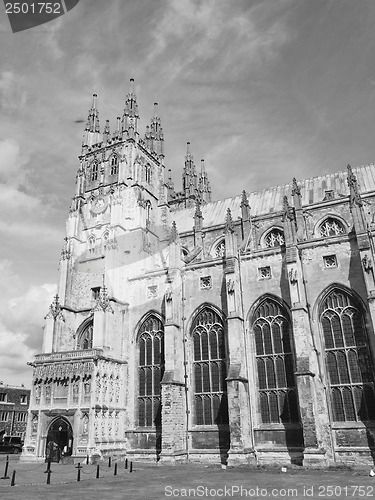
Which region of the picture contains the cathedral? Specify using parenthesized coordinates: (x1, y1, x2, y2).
(23, 78, 375, 466)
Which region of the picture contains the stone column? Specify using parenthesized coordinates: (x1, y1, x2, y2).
(224, 209, 256, 466)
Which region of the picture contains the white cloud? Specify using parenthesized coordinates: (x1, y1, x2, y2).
(0, 260, 56, 388)
(0, 70, 28, 111)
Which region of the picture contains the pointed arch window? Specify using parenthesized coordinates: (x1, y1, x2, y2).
(252, 298, 299, 423)
(320, 289, 375, 422)
(77, 320, 93, 350)
(192, 307, 228, 425)
(214, 240, 226, 258)
(264, 229, 285, 248)
(145, 164, 152, 184)
(138, 315, 164, 427)
(91, 162, 99, 181)
(110, 155, 118, 175)
(319, 218, 345, 238)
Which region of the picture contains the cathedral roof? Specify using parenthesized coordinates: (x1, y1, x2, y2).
(172, 163, 375, 232)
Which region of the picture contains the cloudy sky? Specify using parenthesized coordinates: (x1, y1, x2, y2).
(1, 0, 375, 387)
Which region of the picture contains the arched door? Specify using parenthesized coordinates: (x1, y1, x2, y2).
(46, 417, 73, 462)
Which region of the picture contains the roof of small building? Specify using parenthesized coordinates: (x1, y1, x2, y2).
(172, 164, 375, 233)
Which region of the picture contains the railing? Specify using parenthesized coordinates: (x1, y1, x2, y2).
(35, 349, 103, 362)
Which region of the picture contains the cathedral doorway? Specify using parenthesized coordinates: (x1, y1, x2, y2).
(46, 417, 73, 462)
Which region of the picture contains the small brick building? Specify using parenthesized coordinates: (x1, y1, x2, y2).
(0, 383, 30, 440)
(23, 79, 375, 466)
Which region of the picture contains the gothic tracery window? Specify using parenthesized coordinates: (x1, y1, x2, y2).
(319, 218, 345, 238)
(138, 315, 164, 427)
(264, 229, 285, 248)
(214, 240, 226, 258)
(91, 162, 98, 181)
(77, 321, 93, 350)
(110, 155, 118, 175)
(320, 289, 375, 422)
(252, 298, 299, 424)
(192, 307, 228, 425)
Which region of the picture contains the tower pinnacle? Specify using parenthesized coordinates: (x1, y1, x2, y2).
(122, 78, 140, 139)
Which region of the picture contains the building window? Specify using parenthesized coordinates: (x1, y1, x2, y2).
(192, 307, 228, 425)
(91, 162, 99, 181)
(138, 315, 164, 427)
(77, 321, 93, 350)
(145, 164, 151, 184)
(0, 411, 9, 421)
(17, 412, 27, 422)
(20, 395, 27, 405)
(0, 393, 7, 402)
(319, 218, 345, 237)
(91, 287, 101, 300)
(259, 267, 271, 280)
(320, 289, 375, 422)
(200, 276, 212, 290)
(252, 298, 299, 424)
(214, 240, 226, 258)
(264, 229, 285, 248)
(323, 190, 335, 201)
(88, 235, 96, 253)
(324, 255, 337, 268)
(110, 155, 118, 175)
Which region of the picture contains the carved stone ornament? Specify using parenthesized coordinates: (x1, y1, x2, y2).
(227, 278, 235, 294)
(362, 254, 373, 273)
(45, 294, 65, 321)
(288, 268, 298, 284)
(92, 286, 114, 313)
(90, 195, 108, 215)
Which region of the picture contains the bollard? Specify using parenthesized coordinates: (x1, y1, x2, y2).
(46, 470, 52, 485)
(114, 462, 118, 476)
(44, 458, 52, 473)
(76, 462, 82, 482)
(125, 458, 128, 469)
(108, 456, 111, 468)
(1, 456, 9, 479)
(96, 464, 100, 479)
(129, 461, 133, 473)
(11, 470, 16, 486)
(86, 454, 90, 465)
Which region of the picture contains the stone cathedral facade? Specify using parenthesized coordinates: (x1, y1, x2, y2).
(23, 79, 375, 466)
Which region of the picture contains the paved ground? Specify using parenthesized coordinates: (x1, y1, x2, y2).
(0, 456, 374, 499)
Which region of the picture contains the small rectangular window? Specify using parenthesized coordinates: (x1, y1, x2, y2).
(323, 189, 335, 201)
(324, 255, 337, 268)
(91, 287, 101, 300)
(17, 412, 27, 422)
(0, 393, 7, 402)
(200, 276, 212, 290)
(259, 266, 271, 279)
(0, 411, 9, 421)
(20, 395, 27, 405)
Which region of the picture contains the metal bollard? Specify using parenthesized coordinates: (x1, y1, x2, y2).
(76, 462, 82, 482)
(44, 458, 52, 473)
(1, 456, 9, 479)
(108, 456, 111, 467)
(129, 461, 133, 473)
(11, 470, 16, 486)
(96, 464, 100, 479)
(114, 462, 118, 476)
(46, 470, 52, 485)
(125, 458, 128, 469)
(86, 454, 90, 465)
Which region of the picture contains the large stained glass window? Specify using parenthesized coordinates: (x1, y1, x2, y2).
(320, 289, 375, 422)
(252, 298, 299, 423)
(138, 315, 164, 427)
(192, 308, 228, 425)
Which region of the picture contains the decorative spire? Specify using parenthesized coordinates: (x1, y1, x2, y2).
(122, 77, 140, 139)
(92, 285, 114, 313)
(347, 164, 363, 207)
(145, 102, 164, 157)
(169, 221, 179, 243)
(225, 208, 235, 233)
(45, 294, 65, 321)
(183, 142, 198, 202)
(240, 190, 250, 221)
(198, 159, 211, 204)
(103, 119, 111, 143)
(194, 199, 203, 232)
(82, 93, 101, 148)
(291, 177, 302, 210)
(282, 195, 295, 222)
